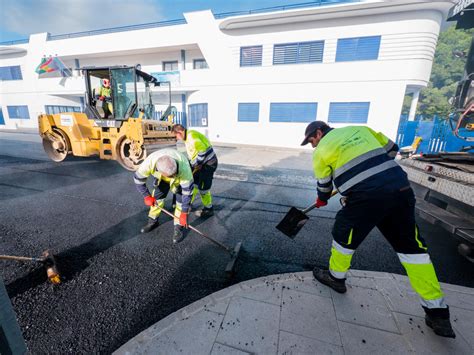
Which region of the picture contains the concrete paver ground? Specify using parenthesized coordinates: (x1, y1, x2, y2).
(115, 271, 474, 355)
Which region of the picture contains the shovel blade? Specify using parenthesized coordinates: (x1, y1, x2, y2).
(276, 207, 310, 239)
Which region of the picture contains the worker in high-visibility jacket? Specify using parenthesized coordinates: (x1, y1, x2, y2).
(133, 148, 194, 244)
(96, 78, 113, 119)
(172, 124, 218, 218)
(301, 121, 455, 338)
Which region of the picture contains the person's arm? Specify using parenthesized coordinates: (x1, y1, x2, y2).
(133, 163, 152, 198)
(368, 128, 399, 159)
(313, 150, 333, 203)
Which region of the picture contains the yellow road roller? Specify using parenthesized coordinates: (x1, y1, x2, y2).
(39, 65, 177, 171)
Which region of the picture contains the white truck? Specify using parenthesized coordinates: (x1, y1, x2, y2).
(399, 154, 474, 262)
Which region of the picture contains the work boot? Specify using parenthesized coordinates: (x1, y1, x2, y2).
(173, 225, 187, 244)
(424, 306, 456, 338)
(141, 218, 159, 234)
(195, 206, 214, 218)
(313, 267, 347, 294)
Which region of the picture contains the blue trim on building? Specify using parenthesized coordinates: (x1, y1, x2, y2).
(270, 102, 317, 123)
(336, 35, 381, 62)
(7, 105, 30, 119)
(238, 103, 260, 122)
(240, 46, 263, 67)
(273, 41, 324, 65)
(188, 103, 208, 127)
(0, 66, 22, 80)
(328, 102, 370, 123)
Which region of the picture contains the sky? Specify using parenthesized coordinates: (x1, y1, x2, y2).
(0, 0, 348, 42)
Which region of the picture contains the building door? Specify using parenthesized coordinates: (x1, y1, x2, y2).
(0, 107, 5, 125)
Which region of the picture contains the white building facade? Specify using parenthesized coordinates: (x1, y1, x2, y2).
(0, 0, 455, 148)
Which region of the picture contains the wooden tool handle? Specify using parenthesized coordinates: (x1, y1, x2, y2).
(0, 255, 42, 262)
(158, 207, 232, 253)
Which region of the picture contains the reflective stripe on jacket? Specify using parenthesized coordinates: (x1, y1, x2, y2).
(184, 130, 216, 168)
(133, 148, 194, 212)
(312, 126, 404, 201)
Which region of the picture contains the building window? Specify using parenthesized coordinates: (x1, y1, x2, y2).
(328, 102, 370, 123)
(193, 59, 208, 69)
(188, 103, 208, 127)
(45, 105, 81, 114)
(270, 103, 317, 123)
(240, 46, 263, 67)
(238, 103, 259, 122)
(0, 107, 5, 125)
(335, 36, 381, 62)
(7, 105, 30, 119)
(0, 66, 23, 81)
(162, 61, 178, 71)
(273, 41, 324, 65)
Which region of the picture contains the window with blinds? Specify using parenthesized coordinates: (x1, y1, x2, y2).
(240, 46, 263, 67)
(188, 103, 208, 127)
(0, 66, 23, 80)
(273, 41, 324, 65)
(270, 103, 318, 123)
(336, 36, 381, 62)
(238, 103, 259, 122)
(193, 59, 208, 69)
(328, 102, 370, 123)
(162, 61, 178, 71)
(7, 105, 30, 119)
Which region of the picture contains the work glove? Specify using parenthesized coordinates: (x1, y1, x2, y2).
(179, 212, 188, 228)
(99, 95, 105, 101)
(315, 198, 328, 208)
(144, 196, 156, 207)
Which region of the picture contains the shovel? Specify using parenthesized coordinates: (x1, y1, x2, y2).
(276, 191, 337, 238)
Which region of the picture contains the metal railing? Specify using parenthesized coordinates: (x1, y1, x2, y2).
(1, 0, 360, 45)
(214, 0, 361, 19)
(48, 18, 187, 41)
(0, 38, 29, 46)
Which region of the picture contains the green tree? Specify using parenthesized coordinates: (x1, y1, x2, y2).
(418, 26, 474, 117)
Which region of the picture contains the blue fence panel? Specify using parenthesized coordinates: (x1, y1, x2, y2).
(396, 115, 474, 153)
(154, 111, 187, 127)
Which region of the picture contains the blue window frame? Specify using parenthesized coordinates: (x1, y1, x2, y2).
(336, 36, 381, 62)
(188, 103, 208, 127)
(273, 41, 324, 65)
(238, 103, 259, 122)
(270, 103, 317, 123)
(45, 105, 81, 114)
(328, 102, 370, 123)
(240, 46, 263, 67)
(0, 107, 4, 125)
(0, 65, 23, 80)
(7, 105, 30, 119)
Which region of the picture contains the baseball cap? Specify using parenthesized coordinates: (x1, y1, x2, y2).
(301, 121, 330, 146)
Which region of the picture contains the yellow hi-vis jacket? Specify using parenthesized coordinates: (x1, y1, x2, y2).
(184, 130, 216, 169)
(313, 126, 404, 201)
(133, 149, 194, 212)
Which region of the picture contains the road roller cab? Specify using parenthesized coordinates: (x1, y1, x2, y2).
(38, 65, 177, 171)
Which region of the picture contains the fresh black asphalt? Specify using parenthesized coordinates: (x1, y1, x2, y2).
(1, 136, 473, 353)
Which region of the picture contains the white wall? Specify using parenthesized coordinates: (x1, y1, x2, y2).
(0, 0, 451, 147)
